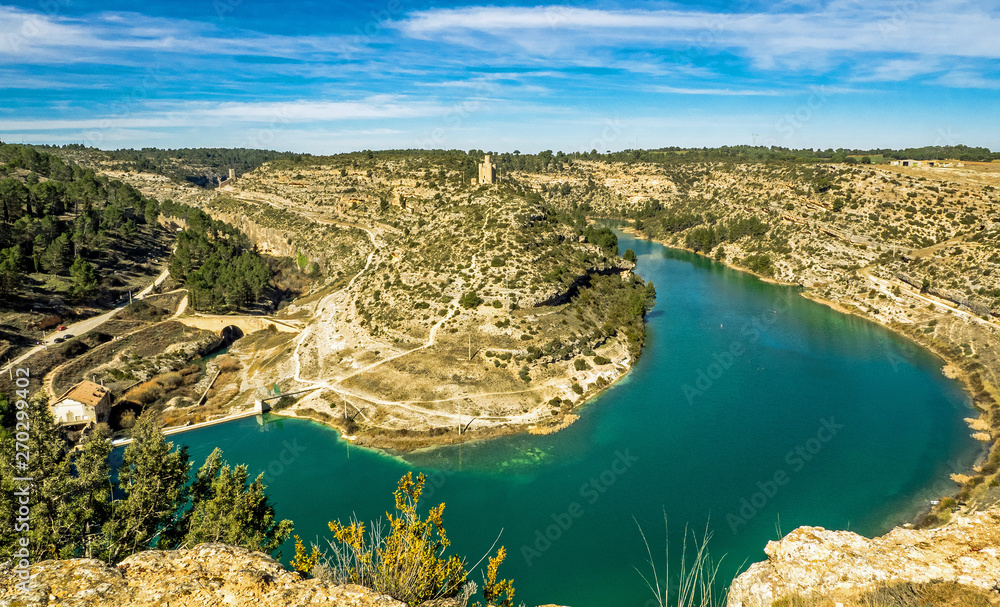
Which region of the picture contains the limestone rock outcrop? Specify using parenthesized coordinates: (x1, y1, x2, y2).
(727, 509, 1000, 606)
(1, 543, 406, 607)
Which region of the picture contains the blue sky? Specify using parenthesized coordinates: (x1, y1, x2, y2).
(1, 0, 998, 154)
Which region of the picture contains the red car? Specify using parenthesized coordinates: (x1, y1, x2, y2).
(58, 326, 67, 331)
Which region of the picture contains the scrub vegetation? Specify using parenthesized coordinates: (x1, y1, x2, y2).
(301, 472, 515, 607)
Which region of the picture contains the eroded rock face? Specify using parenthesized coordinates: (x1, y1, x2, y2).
(727, 509, 1000, 607)
(0, 543, 406, 607)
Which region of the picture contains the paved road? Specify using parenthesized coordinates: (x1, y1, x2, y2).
(1, 266, 171, 375)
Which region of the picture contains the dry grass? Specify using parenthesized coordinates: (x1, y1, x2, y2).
(50, 321, 217, 395)
(159, 372, 184, 390)
(216, 355, 241, 372)
(772, 581, 1000, 607)
(125, 380, 164, 404)
(636, 515, 727, 607)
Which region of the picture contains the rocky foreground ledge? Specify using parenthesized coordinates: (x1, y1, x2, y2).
(0, 543, 569, 607)
(727, 509, 1000, 606)
(1, 543, 411, 607)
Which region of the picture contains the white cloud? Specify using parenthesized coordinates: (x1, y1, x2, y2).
(0, 5, 368, 65)
(0, 72, 110, 90)
(0, 97, 448, 131)
(935, 70, 1000, 89)
(853, 58, 942, 82)
(394, 3, 1000, 67)
(184, 97, 445, 121)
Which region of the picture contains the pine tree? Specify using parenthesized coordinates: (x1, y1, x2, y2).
(104, 414, 191, 563)
(0, 246, 23, 297)
(178, 448, 293, 554)
(69, 257, 100, 298)
(0, 177, 28, 222)
(32, 234, 47, 272)
(41, 233, 72, 273)
(0, 397, 78, 561)
(1, 400, 294, 565)
(65, 425, 113, 559)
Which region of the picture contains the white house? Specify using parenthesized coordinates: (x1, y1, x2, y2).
(52, 380, 111, 429)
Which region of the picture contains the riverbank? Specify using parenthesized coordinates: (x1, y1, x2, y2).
(269, 403, 536, 452)
(272, 217, 994, 496)
(264, 326, 641, 453)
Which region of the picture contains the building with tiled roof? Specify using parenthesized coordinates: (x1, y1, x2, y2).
(52, 380, 112, 429)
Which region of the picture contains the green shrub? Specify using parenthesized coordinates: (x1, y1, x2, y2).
(458, 291, 483, 309)
(744, 254, 774, 277)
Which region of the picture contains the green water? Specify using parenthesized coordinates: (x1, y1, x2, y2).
(165, 231, 981, 607)
(193, 345, 229, 370)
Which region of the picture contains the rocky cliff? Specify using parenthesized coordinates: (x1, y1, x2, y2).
(0, 543, 572, 607)
(727, 509, 1000, 606)
(0, 543, 408, 607)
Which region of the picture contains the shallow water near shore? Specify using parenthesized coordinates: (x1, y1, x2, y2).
(165, 230, 981, 607)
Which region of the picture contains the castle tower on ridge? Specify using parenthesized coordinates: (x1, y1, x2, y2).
(478, 154, 496, 185)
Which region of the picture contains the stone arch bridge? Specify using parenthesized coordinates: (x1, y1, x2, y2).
(176, 315, 302, 336)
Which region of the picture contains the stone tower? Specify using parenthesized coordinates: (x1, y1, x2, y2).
(478, 154, 496, 185)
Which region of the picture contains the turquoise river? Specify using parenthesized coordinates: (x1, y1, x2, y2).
(164, 230, 982, 606)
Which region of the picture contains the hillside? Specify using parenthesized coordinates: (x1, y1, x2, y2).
(0, 143, 171, 362)
(199, 154, 653, 449)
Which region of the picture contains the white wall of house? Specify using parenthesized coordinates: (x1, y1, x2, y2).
(53, 399, 98, 425)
